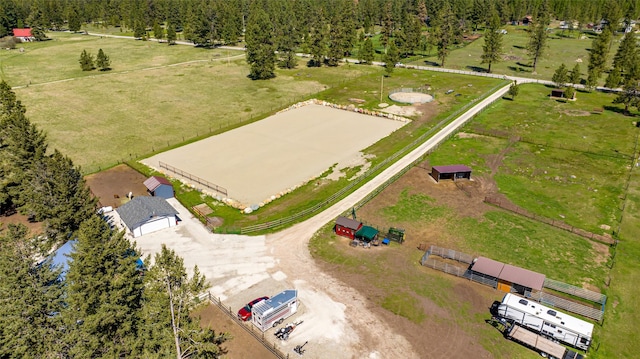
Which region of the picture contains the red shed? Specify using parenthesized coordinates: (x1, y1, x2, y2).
(334, 216, 363, 240)
(13, 28, 34, 41)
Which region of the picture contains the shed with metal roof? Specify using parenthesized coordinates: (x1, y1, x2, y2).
(116, 196, 178, 237)
(431, 165, 472, 182)
(143, 176, 174, 199)
(470, 256, 546, 294)
(335, 216, 363, 240)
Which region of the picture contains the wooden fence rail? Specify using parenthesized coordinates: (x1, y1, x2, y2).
(159, 161, 228, 197)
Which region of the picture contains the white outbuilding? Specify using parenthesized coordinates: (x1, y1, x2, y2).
(116, 196, 178, 237)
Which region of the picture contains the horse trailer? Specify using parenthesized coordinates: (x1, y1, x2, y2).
(491, 293, 593, 351)
(251, 290, 298, 331)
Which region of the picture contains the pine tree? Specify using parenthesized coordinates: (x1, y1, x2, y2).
(605, 67, 623, 88)
(138, 244, 230, 358)
(587, 27, 612, 82)
(432, 2, 460, 67)
(508, 81, 520, 100)
(380, 1, 394, 48)
(95, 48, 111, 71)
(359, 37, 375, 64)
(134, 18, 146, 40)
(22, 150, 96, 246)
(527, 17, 549, 73)
(384, 40, 400, 76)
(64, 216, 144, 357)
(613, 78, 640, 114)
(481, 10, 504, 73)
(166, 21, 177, 45)
(245, 6, 276, 79)
(569, 63, 581, 85)
(0, 224, 66, 357)
(79, 49, 94, 71)
(552, 63, 569, 87)
(153, 21, 164, 42)
(307, 8, 327, 67)
(67, 6, 81, 32)
(612, 33, 639, 79)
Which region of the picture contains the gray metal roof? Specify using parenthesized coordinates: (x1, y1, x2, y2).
(116, 196, 178, 230)
(253, 290, 297, 316)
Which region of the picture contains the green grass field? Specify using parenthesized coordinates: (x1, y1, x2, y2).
(310, 83, 635, 357)
(406, 26, 622, 85)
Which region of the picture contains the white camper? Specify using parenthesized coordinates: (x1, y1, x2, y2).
(491, 293, 593, 351)
(251, 290, 298, 331)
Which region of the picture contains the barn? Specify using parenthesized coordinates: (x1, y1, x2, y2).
(334, 216, 363, 240)
(431, 165, 472, 182)
(143, 176, 174, 199)
(13, 28, 34, 41)
(469, 256, 546, 296)
(116, 196, 179, 238)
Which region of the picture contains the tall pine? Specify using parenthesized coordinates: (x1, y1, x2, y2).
(245, 5, 276, 79)
(481, 10, 504, 73)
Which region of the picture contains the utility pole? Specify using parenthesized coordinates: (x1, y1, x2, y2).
(380, 76, 384, 103)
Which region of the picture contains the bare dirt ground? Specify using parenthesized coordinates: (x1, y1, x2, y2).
(84, 164, 149, 208)
(193, 304, 277, 359)
(0, 211, 43, 235)
(142, 104, 408, 207)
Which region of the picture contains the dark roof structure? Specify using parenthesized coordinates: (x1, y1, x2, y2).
(116, 196, 178, 230)
(356, 226, 379, 240)
(143, 176, 172, 191)
(432, 165, 472, 173)
(335, 216, 362, 230)
(471, 256, 546, 291)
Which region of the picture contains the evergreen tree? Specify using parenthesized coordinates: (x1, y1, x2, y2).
(527, 16, 549, 73)
(470, 0, 488, 31)
(569, 63, 581, 85)
(380, 1, 394, 48)
(64, 216, 144, 357)
(245, 6, 276, 80)
(383, 40, 400, 76)
(166, 21, 177, 45)
(613, 78, 640, 114)
(96, 48, 111, 71)
(612, 33, 639, 78)
(67, 6, 81, 32)
(307, 8, 328, 67)
(552, 63, 569, 87)
(153, 21, 164, 42)
(0, 224, 65, 358)
(274, 1, 299, 69)
(22, 150, 96, 246)
(605, 67, 623, 88)
(359, 37, 375, 64)
(432, 2, 460, 67)
(481, 10, 504, 73)
(79, 49, 94, 71)
(138, 244, 230, 358)
(587, 27, 612, 81)
(564, 86, 576, 100)
(134, 18, 146, 40)
(326, 1, 356, 67)
(508, 81, 520, 100)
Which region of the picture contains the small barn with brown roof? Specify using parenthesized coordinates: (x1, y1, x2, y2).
(469, 256, 546, 295)
(431, 165, 472, 182)
(143, 176, 174, 199)
(334, 216, 363, 240)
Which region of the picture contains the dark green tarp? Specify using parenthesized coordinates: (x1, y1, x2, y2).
(355, 226, 379, 241)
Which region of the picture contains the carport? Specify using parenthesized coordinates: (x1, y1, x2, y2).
(431, 165, 472, 182)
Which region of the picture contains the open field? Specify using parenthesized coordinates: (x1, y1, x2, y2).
(407, 26, 622, 84)
(143, 104, 408, 206)
(310, 83, 635, 357)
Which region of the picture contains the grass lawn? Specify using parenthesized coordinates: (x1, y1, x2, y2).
(406, 26, 622, 85)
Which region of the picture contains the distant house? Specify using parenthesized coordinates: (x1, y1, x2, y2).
(12, 28, 34, 41)
(523, 15, 533, 26)
(334, 216, 363, 240)
(143, 176, 174, 199)
(116, 196, 179, 237)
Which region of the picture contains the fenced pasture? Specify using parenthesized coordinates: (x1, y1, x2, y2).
(407, 26, 621, 84)
(143, 103, 407, 206)
(9, 33, 380, 173)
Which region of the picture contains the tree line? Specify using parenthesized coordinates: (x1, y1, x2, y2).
(0, 81, 228, 358)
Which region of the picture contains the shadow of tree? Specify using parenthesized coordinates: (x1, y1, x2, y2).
(466, 65, 488, 73)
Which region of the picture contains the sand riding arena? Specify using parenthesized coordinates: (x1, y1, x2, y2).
(142, 100, 409, 210)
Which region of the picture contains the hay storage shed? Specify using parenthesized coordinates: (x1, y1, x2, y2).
(116, 196, 178, 238)
(356, 226, 379, 242)
(335, 216, 363, 240)
(469, 257, 546, 295)
(431, 165, 472, 182)
(144, 176, 174, 199)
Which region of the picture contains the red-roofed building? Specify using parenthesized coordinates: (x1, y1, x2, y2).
(13, 28, 34, 41)
(143, 176, 174, 199)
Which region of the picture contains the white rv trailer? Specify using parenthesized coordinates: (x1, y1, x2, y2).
(491, 293, 593, 351)
(251, 290, 298, 331)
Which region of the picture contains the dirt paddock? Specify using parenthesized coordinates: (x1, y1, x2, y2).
(142, 104, 408, 207)
(84, 164, 149, 208)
